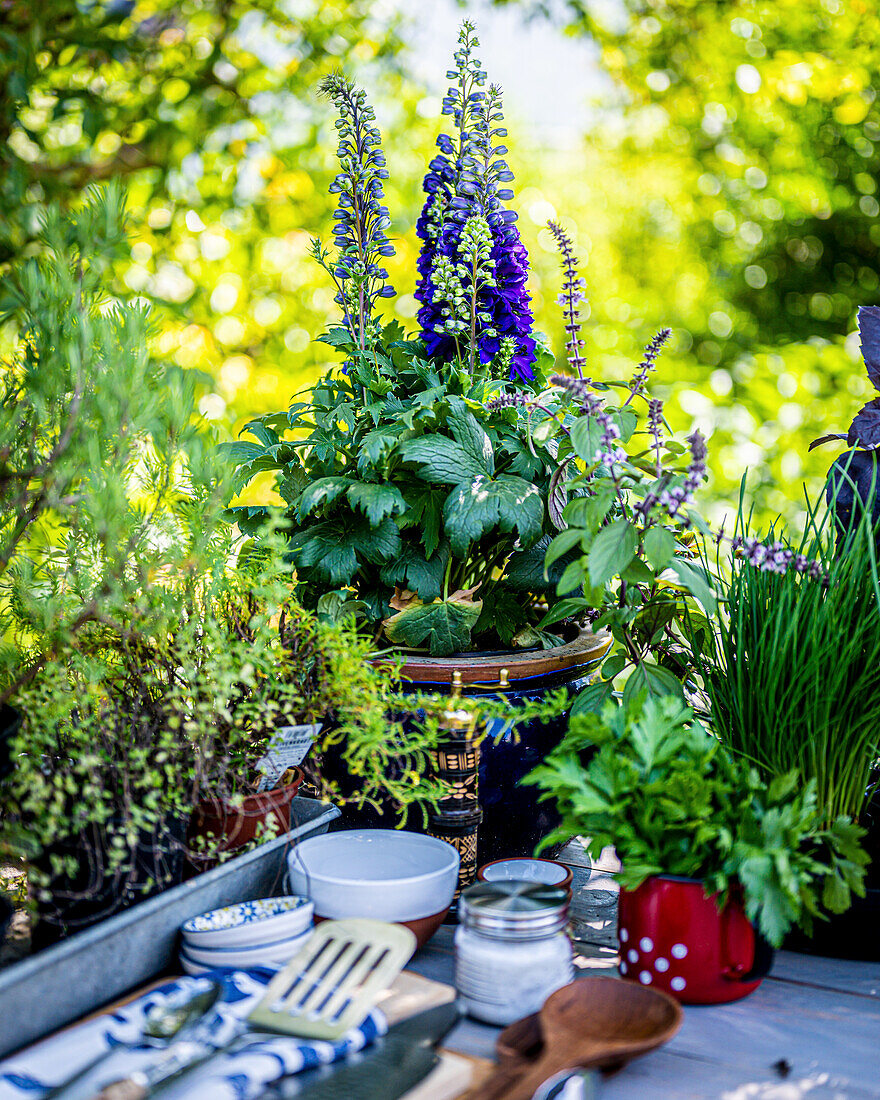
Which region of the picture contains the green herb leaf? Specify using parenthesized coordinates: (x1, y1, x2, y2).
(570, 680, 617, 716)
(643, 526, 677, 570)
(588, 520, 638, 585)
(570, 417, 603, 463)
(671, 558, 717, 611)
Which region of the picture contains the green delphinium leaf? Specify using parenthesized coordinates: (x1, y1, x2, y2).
(443, 475, 543, 557)
(448, 401, 495, 476)
(380, 542, 449, 601)
(473, 586, 529, 646)
(221, 505, 271, 536)
(398, 435, 488, 484)
(398, 486, 445, 558)
(241, 419, 280, 448)
(383, 594, 482, 655)
(504, 536, 584, 596)
(347, 482, 408, 525)
(357, 429, 399, 470)
(291, 529, 358, 586)
(317, 326, 357, 349)
(588, 520, 638, 585)
(293, 517, 400, 585)
(216, 440, 265, 465)
(297, 476, 351, 519)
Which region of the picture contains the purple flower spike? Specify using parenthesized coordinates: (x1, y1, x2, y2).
(547, 221, 587, 379)
(414, 23, 535, 381)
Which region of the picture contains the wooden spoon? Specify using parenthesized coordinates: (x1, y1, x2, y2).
(461, 977, 683, 1100)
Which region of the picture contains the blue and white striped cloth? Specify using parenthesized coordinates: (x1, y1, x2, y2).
(0, 968, 385, 1100)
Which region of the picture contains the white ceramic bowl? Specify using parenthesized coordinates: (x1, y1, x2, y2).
(181, 927, 313, 970)
(180, 952, 212, 976)
(288, 830, 459, 928)
(180, 897, 313, 949)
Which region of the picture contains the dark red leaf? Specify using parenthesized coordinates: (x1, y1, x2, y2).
(847, 397, 880, 448)
(857, 305, 880, 392)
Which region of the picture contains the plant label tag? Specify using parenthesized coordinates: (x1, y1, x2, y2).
(256, 723, 321, 791)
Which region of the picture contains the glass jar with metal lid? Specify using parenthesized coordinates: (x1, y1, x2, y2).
(454, 881, 574, 1025)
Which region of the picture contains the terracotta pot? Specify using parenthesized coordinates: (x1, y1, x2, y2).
(617, 875, 773, 1005)
(190, 769, 304, 857)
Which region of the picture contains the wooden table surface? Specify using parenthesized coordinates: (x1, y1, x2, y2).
(408, 840, 880, 1099)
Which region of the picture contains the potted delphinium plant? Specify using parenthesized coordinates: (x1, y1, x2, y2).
(694, 506, 880, 959)
(525, 695, 868, 1003)
(219, 23, 609, 861)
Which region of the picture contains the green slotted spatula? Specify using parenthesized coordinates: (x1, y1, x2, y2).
(248, 917, 417, 1041)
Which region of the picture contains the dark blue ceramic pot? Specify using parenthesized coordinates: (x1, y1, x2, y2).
(329, 630, 610, 864)
(0, 704, 22, 781)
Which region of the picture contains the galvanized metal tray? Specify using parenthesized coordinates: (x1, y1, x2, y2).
(0, 797, 339, 1056)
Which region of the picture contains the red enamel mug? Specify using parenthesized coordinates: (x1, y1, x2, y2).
(617, 875, 773, 1004)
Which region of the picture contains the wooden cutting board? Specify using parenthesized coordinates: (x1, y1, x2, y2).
(401, 1050, 494, 1100)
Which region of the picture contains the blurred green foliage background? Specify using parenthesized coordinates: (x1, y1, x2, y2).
(1, 0, 877, 532)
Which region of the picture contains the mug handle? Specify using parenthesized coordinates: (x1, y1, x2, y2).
(740, 930, 774, 982)
(721, 905, 775, 983)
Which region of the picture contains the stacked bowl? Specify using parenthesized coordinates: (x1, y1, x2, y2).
(179, 896, 313, 974)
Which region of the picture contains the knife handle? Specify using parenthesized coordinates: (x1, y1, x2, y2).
(91, 1038, 234, 1100)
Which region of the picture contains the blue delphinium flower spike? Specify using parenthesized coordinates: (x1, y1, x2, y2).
(316, 73, 395, 350)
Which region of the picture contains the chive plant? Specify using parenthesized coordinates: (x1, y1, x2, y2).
(701, 506, 880, 829)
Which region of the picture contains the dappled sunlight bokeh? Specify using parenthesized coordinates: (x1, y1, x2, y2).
(3, 0, 877, 534)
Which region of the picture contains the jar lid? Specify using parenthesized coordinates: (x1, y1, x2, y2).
(459, 881, 569, 939)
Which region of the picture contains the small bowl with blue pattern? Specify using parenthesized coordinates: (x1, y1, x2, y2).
(181, 896, 313, 950)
